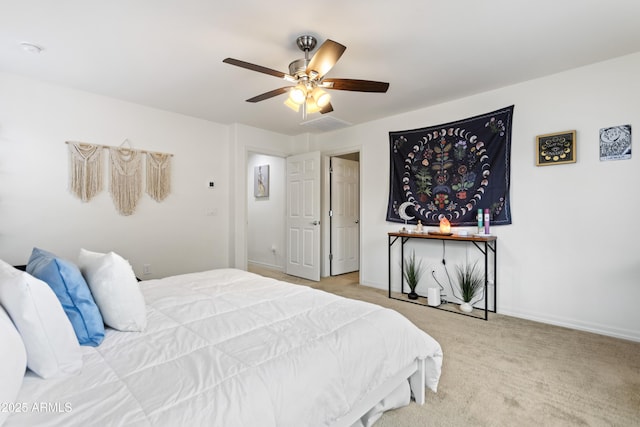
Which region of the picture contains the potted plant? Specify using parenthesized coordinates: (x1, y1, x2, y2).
(454, 261, 484, 312)
(403, 250, 424, 300)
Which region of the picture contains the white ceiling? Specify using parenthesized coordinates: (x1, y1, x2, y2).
(2, 0, 639, 136)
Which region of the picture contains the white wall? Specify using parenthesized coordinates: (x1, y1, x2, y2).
(247, 152, 285, 270)
(0, 72, 232, 278)
(312, 53, 640, 342)
(2, 51, 639, 342)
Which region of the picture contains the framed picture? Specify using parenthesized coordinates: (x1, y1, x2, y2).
(254, 164, 269, 197)
(599, 124, 631, 161)
(536, 130, 576, 166)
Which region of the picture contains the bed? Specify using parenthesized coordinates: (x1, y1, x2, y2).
(1, 264, 442, 427)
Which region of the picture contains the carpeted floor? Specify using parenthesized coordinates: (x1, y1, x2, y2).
(249, 265, 640, 427)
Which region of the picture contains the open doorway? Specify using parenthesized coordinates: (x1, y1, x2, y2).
(328, 152, 360, 276)
(246, 152, 286, 272)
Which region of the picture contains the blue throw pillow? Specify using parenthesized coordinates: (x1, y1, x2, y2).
(27, 247, 105, 346)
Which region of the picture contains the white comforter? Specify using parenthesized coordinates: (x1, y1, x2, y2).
(7, 269, 442, 427)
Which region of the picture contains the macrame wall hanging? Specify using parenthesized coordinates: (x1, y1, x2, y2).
(65, 140, 173, 216)
(109, 146, 143, 216)
(68, 142, 104, 202)
(146, 152, 171, 202)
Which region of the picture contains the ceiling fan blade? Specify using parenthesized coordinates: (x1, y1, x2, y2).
(305, 39, 346, 79)
(246, 87, 291, 103)
(322, 78, 390, 93)
(320, 103, 334, 114)
(223, 58, 287, 79)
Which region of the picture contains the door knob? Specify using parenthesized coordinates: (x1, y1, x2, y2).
(311, 220, 320, 225)
(355, 219, 359, 224)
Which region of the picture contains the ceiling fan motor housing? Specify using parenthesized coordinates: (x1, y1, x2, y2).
(290, 35, 317, 79)
(288, 58, 309, 78)
(296, 35, 317, 53)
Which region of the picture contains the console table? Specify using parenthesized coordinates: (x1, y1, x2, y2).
(388, 231, 497, 320)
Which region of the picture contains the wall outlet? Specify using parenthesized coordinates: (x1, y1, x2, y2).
(143, 264, 151, 275)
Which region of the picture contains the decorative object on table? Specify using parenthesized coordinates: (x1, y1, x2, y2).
(428, 217, 453, 236)
(109, 145, 142, 216)
(68, 142, 104, 202)
(254, 164, 269, 198)
(535, 130, 576, 166)
(145, 152, 172, 202)
(477, 208, 483, 234)
(387, 106, 514, 227)
(599, 124, 631, 161)
(453, 260, 484, 313)
(397, 201, 415, 229)
(484, 209, 490, 235)
(403, 250, 424, 300)
(415, 220, 423, 233)
(439, 217, 451, 234)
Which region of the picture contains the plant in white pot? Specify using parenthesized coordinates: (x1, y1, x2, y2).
(403, 250, 424, 300)
(454, 261, 484, 313)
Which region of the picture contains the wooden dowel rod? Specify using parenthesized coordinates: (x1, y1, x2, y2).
(65, 141, 173, 157)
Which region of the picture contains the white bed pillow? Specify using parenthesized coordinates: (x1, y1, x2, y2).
(0, 304, 27, 427)
(77, 249, 147, 332)
(0, 259, 82, 379)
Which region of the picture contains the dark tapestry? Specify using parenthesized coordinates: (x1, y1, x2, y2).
(387, 106, 514, 226)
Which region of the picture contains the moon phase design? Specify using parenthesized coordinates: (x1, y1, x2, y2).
(389, 105, 514, 227)
(395, 125, 495, 224)
(398, 201, 415, 221)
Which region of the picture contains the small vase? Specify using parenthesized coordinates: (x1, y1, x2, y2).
(408, 291, 419, 300)
(459, 302, 473, 313)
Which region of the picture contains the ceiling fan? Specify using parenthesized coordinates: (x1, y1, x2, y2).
(223, 35, 389, 119)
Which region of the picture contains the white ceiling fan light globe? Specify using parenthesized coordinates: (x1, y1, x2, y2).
(305, 99, 322, 114)
(289, 85, 307, 104)
(312, 88, 331, 107)
(284, 97, 301, 112)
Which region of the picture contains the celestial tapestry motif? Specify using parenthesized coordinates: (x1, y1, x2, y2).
(386, 106, 514, 226)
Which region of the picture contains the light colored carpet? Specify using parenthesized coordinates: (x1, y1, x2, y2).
(249, 265, 640, 427)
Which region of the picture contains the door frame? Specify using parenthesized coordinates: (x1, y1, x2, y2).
(238, 142, 361, 279)
(321, 146, 362, 278)
(239, 145, 288, 271)
(246, 150, 287, 272)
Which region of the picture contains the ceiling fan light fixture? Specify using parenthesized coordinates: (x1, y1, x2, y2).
(305, 99, 322, 114)
(289, 84, 307, 104)
(284, 97, 300, 112)
(312, 87, 331, 108)
(223, 34, 389, 120)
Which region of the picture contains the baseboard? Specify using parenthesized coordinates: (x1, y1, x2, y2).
(499, 307, 640, 343)
(360, 279, 640, 343)
(247, 260, 284, 272)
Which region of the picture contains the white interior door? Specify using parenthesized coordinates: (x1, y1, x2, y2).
(285, 151, 321, 281)
(330, 157, 359, 275)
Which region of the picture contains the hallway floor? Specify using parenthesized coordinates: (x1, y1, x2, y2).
(247, 264, 360, 289)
